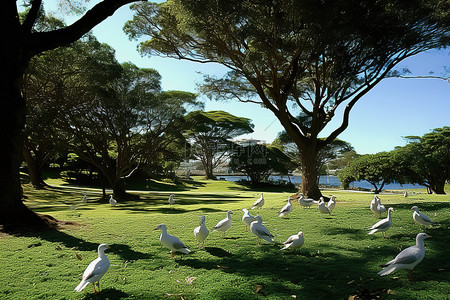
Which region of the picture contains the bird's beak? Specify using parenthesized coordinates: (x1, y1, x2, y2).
(427, 236, 432, 238)
(153, 227, 158, 231)
(299, 232, 303, 236)
(107, 246, 111, 250)
(251, 218, 257, 221)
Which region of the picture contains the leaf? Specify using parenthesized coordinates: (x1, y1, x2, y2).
(75, 253, 82, 260)
(185, 276, 196, 285)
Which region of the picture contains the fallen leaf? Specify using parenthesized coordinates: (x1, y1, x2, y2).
(387, 289, 395, 295)
(55, 246, 62, 251)
(75, 253, 82, 260)
(185, 276, 196, 285)
(348, 296, 357, 300)
(256, 284, 264, 294)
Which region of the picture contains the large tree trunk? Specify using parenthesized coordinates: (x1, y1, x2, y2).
(23, 144, 47, 189)
(0, 66, 50, 231)
(299, 145, 322, 199)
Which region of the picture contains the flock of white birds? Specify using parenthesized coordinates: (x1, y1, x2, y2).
(74, 191, 437, 293)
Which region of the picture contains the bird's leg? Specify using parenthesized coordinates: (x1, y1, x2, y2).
(408, 270, 413, 281)
(170, 251, 174, 259)
(98, 281, 101, 293)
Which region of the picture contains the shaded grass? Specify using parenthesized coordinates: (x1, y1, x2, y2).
(1, 179, 449, 299)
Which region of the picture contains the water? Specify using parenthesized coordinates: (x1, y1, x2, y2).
(221, 175, 426, 190)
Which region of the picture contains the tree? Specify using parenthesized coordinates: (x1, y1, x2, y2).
(274, 129, 354, 177)
(396, 127, 450, 194)
(229, 144, 294, 186)
(338, 152, 402, 193)
(1, 0, 142, 231)
(52, 57, 199, 200)
(124, 0, 450, 199)
(184, 110, 254, 179)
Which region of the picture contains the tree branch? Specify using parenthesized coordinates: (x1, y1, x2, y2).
(26, 0, 142, 55)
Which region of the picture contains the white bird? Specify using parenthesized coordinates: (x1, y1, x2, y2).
(74, 243, 110, 293)
(298, 195, 317, 208)
(193, 215, 209, 248)
(168, 194, 175, 205)
(154, 224, 190, 258)
(370, 195, 385, 218)
(367, 207, 394, 238)
(242, 208, 254, 231)
(250, 215, 274, 243)
(109, 195, 117, 206)
(411, 206, 435, 227)
(212, 210, 233, 235)
(82, 194, 88, 204)
(278, 198, 293, 217)
(318, 198, 331, 215)
(378, 233, 431, 280)
(281, 231, 304, 250)
(251, 193, 264, 209)
(327, 196, 336, 212)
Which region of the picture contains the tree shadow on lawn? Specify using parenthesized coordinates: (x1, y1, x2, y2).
(177, 224, 450, 298)
(389, 201, 450, 212)
(81, 288, 129, 300)
(18, 229, 151, 261)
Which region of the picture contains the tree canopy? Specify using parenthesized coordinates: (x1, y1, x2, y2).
(125, 0, 450, 198)
(184, 110, 254, 179)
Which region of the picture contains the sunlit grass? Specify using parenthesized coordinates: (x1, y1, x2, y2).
(1, 178, 449, 299)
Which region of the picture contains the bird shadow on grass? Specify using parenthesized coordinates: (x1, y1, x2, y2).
(205, 246, 233, 257)
(81, 288, 129, 300)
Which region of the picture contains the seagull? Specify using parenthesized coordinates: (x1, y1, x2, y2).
(298, 195, 317, 208)
(367, 207, 394, 238)
(168, 194, 175, 206)
(278, 198, 293, 218)
(250, 215, 274, 243)
(318, 198, 331, 215)
(242, 208, 254, 231)
(109, 195, 117, 206)
(281, 231, 304, 251)
(74, 243, 110, 293)
(370, 195, 385, 218)
(82, 194, 88, 204)
(212, 210, 233, 235)
(193, 215, 209, 248)
(378, 233, 431, 280)
(251, 193, 264, 209)
(411, 206, 435, 227)
(154, 224, 190, 258)
(327, 196, 336, 213)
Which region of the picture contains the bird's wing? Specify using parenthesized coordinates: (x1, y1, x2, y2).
(213, 219, 227, 229)
(419, 212, 433, 223)
(255, 226, 274, 238)
(172, 241, 187, 250)
(283, 235, 297, 245)
(369, 218, 390, 230)
(83, 258, 109, 280)
(279, 203, 290, 213)
(392, 246, 422, 265)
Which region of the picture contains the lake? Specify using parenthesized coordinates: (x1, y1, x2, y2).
(221, 175, 426, 190)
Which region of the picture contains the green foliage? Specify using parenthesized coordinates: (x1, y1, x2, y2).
(184, 110, 254, 179)
(394, 127, 450, 194)
(1, 180, 449, 299)
(125, 0, 450, 197)
(338, 152, 402, 193)
(229, 144, 295, 185)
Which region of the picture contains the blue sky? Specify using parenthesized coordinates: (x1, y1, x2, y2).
(45, 2, 450, 154)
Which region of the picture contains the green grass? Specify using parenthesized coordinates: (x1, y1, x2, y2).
(1, 178, 449, 299)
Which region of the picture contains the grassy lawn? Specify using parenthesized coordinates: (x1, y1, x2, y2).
(1, 178, 449, 299)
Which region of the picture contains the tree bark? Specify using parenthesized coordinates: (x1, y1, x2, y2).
(299, 145, 322, 199)
(0, 0, 141, 232)
(22, 144, 47, 189)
